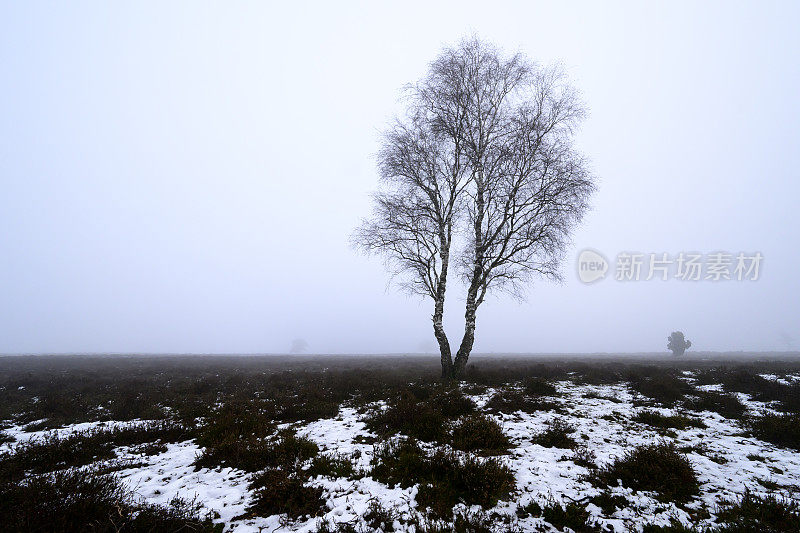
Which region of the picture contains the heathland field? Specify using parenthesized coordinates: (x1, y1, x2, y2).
(1, 354, 800, 532)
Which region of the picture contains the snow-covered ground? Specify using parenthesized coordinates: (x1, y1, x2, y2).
(3, 381, 799, 532)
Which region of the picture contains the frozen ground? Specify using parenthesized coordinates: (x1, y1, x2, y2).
(4, 379, 799, 532)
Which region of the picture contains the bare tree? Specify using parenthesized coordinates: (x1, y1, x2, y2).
(356, 37, 596, 379)
(354, 92, 469, 378)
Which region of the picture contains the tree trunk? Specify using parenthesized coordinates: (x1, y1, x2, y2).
(434, 298, 453, 379)
(451, 168, 485, 380)
(452, 284, 479, 379)
(435, 236, 453, 380)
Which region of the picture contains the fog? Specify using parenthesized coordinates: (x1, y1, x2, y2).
(1, 2, 798, 354)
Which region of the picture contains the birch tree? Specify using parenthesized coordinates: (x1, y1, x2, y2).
(356, 37, 596, 379)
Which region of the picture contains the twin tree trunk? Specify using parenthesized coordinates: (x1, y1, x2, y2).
(434, 291, 478, 380)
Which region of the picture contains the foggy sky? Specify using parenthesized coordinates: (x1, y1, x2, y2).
(1, 2, 798, 354)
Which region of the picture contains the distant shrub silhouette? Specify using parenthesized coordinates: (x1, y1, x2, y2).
(668, 331, 692, 356)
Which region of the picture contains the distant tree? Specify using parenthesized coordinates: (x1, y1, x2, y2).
(667, 331, 692, 356)
(355, 37, 595, 379)
(290, 338, 308, 354)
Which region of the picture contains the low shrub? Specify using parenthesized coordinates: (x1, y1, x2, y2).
(484, 390, 560, 415)
(416, 449, 516, 517)
(543, 500, 601, 532)
(517, 499, 542, 518)
(0, 430, 116, 482)
(571, 365, 625, 386)
(129, 496, 223, 532)
(523, 377, 557, 397)
(683, 391, 747, 419)
(0, 467, 222, 532)
(590, 491, 629, 515)
(591, 441, 699, 503)
(365, 392, 448, 442)
(0, 431, 14, 445)
(714, 489, 800, 532)
(269, 389, 343, 423)
(362, 500, 396, 532)
(582, 391, 623, 403)
(629, 374, 694, 407)
(412, 508, 519, 533)
(306, 452, 356, 479)
(451, 414, 510, 455)
(633, 410, 706, 430)
(701, 369, 774, 396)
(370, 438, 515, 518)
(369, 438, 427, 488)
(571, 445, 597, 469)
(531, 418, 577, 449)
(432, 387, 477, 418)
(194, 428, 318, 472)
(523, 497, 601, 532)
(194, 401, 275, 449)
(641, 520, 698, 532)
(243, 468, 326, 519)
(749, 413, 800, 450)
(314, 520, 360, 533)
(1, 420, 192, 482)
(696, 368, 800, 413)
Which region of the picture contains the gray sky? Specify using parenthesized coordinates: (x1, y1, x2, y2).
(1, 1, 798, 354)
